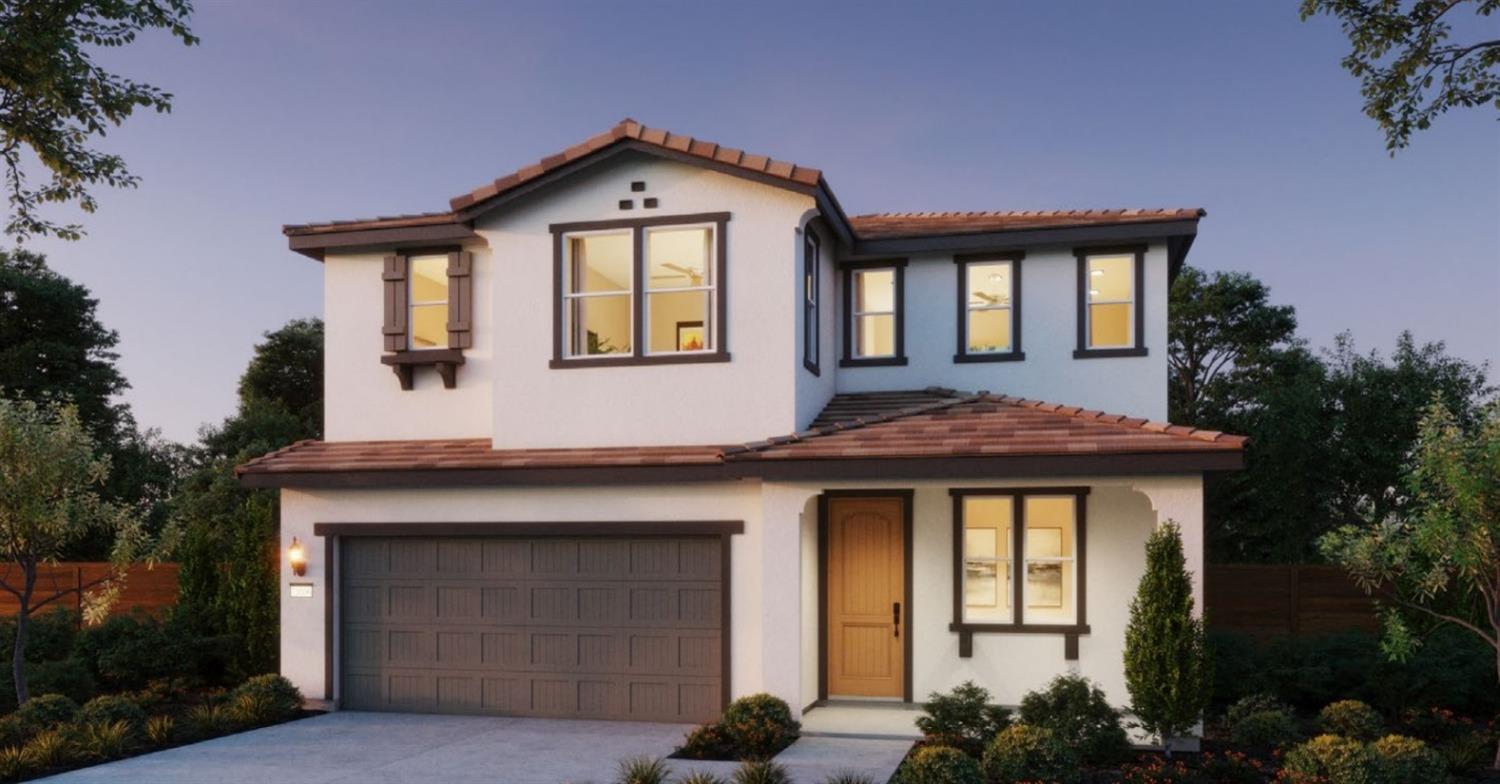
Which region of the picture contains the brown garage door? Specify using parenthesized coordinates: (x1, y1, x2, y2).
(340, 535, 725, 722)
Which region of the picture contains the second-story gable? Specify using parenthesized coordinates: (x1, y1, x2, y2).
(286, 119, 1201, 450)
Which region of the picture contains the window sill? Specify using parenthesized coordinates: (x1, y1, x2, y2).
(548, 351, 730, 369)
(950, 622, 1091, 660)
(381, 349, 465, 390)
(953, 351, 1026, 364)
(1072, 347, 1148, 359)
(839, 356, 908, 368)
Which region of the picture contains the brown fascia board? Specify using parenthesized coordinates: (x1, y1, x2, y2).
(285, 222, 485, 261)
(237, 450, 1242, 489)
(845, 218, 1201, 258)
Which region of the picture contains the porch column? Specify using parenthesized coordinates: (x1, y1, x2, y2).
(758, 484, 818, 714)
(1131, 475, 1206, 617)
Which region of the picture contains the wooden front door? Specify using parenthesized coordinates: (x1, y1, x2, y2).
(825, 496, 907, 698)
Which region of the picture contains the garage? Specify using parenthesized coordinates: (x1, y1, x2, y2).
(338, 533, 727, 723)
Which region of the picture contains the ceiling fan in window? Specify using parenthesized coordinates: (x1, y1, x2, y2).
(650, 263, 704, 286)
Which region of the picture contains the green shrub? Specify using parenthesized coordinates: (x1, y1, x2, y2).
(0, 715, 24, 749)
(899, 745, 982, 784)
(0, 745, 28, 780)
(1369, 734, 1445, 784)
(74, 612, 220, 692)
(1437, 730, 1493, 773)
(74, 718, 134, 761)
(1283, 734, 1377, 784)
(1230, 709, 1300, 750)
(1224, 692, 1292, 727)
(1119, 755, 1196, 784)
(145, 715, 175, 746)
(730, 760, 790, 784)
(1198, 750, 1267, 784)
(228, 674, 302, 725)
(1018, 674, 1128, 765)
(79, 694, 147, 731)
(614, 755, 669, 784)
(720, 694, 799, 761)
(913, 680, 1011, 758)
(818, 774, 875, 784)
(677, 722, 735, 760)
(1320, 700, 1384, 741)
(13, 693, 79, 735)
(184, 703, 235, 738)
(981, 723, 1079, 784)
(19, 727, 74, 771)
(677, 772, 727, 784)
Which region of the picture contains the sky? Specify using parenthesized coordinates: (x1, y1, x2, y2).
(21, 0, 1500, 443)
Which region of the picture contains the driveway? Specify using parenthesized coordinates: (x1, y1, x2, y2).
(36, 711, 911, 784)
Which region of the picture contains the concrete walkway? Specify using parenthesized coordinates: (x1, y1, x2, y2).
(35, 711, 912, 784)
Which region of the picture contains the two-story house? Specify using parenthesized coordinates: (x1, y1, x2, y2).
(239, 119, 1244, 729)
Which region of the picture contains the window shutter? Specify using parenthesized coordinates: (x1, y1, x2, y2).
(382, 254, 408, 352)
(447, 251, 473, 349)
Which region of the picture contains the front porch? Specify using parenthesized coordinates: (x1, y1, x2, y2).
(801, 701, 923, 739)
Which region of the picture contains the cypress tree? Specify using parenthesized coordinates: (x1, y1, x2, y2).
(1124, 521, 1211, 754)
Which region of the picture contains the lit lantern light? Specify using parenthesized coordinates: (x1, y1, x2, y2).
(288, 537, 307, 577)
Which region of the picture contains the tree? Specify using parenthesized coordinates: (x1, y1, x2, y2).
(1124, 522, 1211, 754)
(172, 319, 322, 679)
(1321, 400, 1500, 768)
(1168, 266, 1299, 425)
(0, 398, 168, 703)
(0, 248, 183, 557)
(0, 0, 197, 241)
(1301, 0, 1499, 152)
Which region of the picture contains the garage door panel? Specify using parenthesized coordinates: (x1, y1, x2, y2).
(341, 535, 725, 722)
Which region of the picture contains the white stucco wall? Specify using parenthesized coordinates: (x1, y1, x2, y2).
(832, 244, 1171, 421)
(476, 154, 815, 449)
(323, 248, 495, 441)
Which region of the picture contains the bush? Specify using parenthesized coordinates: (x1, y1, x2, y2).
(145, 715, 175, 746)
(914, 681, 1011, 758)
(184, 703, 235, 738)
(74, 612, 220, 692)
(720, 694, 799, 761)
(79, 694, 147, 731)
(74, 718, 134, 761)
(1283, 734, 1377, 784)
(1198, 750, 1267, 784)
(19, 727, 74, 771)
(730, 760, 790, 784)
(1124, 522, 1210, 748)
(981, 723, 1079, 784)
(0, 715, 24, 749)
(228, 674, 302, 725)
(899, 745, 982, 784)
(677, 772, 726, 784)
(1368, 735, 1444, 784)
(1230, 708, 1300, 750)
(1018, 674, 1128, 765)
(1119, 755, 1196, 784)
(818, 774, 875, 784)
(614, 755, 670, 784)
(678, 722, 736, 760)
(13, 693, 79, 735)
(0, 746, 28, 780)
(1224, 692, 1292, 727)
(1320, 700, 1384, 741)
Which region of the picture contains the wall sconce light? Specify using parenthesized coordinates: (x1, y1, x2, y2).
(288, 537, 307, 577)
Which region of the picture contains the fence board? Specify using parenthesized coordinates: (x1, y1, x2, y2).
(0, 563, 179, 621)
(1205, 564, 1379, 639)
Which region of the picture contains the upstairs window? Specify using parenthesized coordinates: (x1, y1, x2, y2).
(803, 231, 820, 375)
(841, 260, 906, 366)
(550, 213, 730, 368)
(955, 253, 1024, 362)
(381, 249, 472, 390)
(1075, 246, 1146, 358)
(954, 488, 1087, 629)
(408, 254, 451, 350)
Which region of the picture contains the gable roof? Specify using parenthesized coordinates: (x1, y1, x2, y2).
(237, 389, 1243, 488)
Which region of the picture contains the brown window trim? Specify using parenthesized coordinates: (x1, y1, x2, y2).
(953, 251, 1025, 364)
(1074, 244, 1148, 359)
(383, 246, 470, 389)
(549, 212, 731, 369)
(949, 486, 1090, 659)
(840, 258, 908, 367)
(803, 229, 821, 377)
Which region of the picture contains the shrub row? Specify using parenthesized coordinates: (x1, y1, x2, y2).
(617, 756, 873, 784)
(676, 694, 800, 762)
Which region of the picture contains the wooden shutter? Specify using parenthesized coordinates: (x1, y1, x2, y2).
(382, 254, 408, 352)
(446, 251, 474, 349)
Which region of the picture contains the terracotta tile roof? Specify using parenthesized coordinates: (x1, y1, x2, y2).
(283, 211, 459, 237)
(447, 118, 824, 214)
(848, 209, 1205, 240)
(236, 390, 1243, 482)
(724, 391, 1245, 462)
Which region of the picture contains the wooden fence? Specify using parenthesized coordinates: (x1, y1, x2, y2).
(0, 563, 179, 621)
(1205, 564, 1380, 639)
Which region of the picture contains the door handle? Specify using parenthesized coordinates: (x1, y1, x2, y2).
(893, 602, 902, 638)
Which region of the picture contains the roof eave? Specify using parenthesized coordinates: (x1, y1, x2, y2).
(847, 217, 1202, 258)
(284, 221, 486, 261)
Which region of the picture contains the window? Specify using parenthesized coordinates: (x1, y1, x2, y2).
(841, 261, 907, 366)
(550, 213, 730, 368)
(952, 488, 1088, 630)
(408, 255, 450, 350)
(955, 253, 1024, 362)
(803, 231, 820, 375)
(1075, 246, 1146, 358)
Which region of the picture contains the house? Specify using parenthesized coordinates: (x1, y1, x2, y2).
(238, 119, 1244, 729)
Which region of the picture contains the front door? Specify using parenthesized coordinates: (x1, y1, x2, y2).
(825, 495, 907, 698)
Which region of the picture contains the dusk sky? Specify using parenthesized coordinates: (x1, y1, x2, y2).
(23, 1, 1500, 443)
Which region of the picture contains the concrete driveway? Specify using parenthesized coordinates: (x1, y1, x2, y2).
(36, 711, 695, 784)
